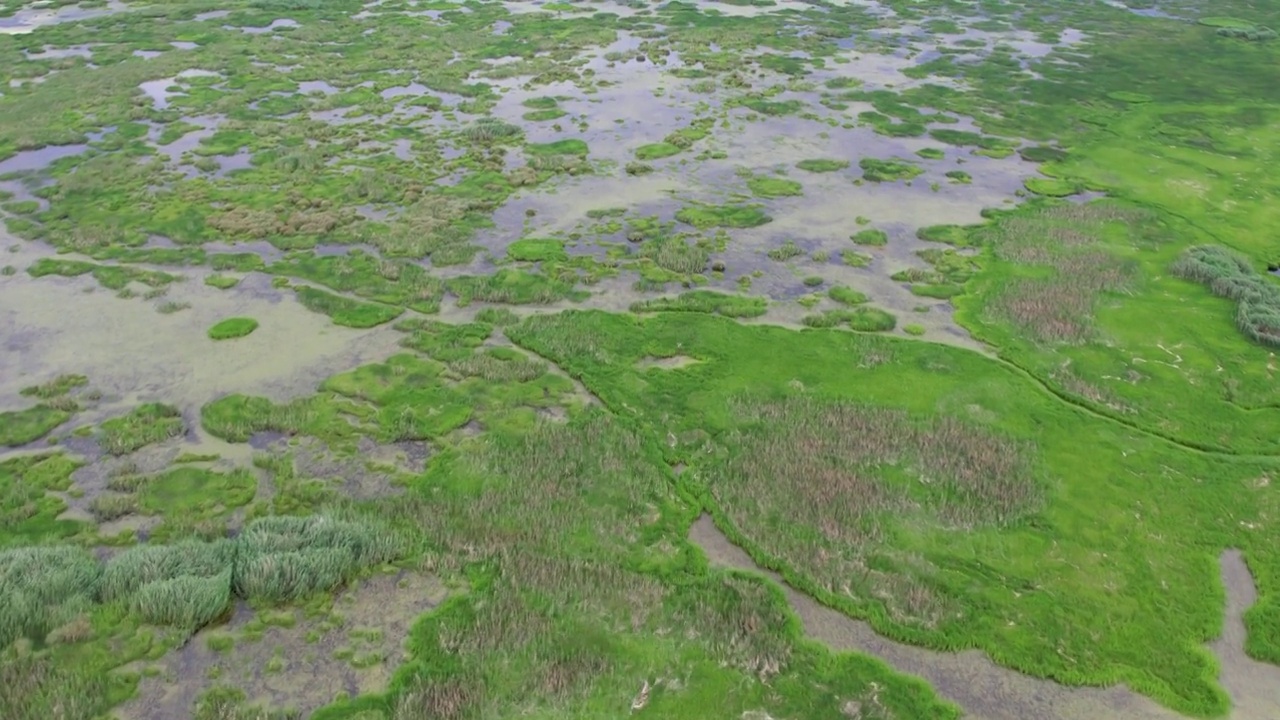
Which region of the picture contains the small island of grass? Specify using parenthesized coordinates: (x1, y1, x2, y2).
(208, 317, 260, 340)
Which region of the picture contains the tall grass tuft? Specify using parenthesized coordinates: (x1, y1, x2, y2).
(233, 515, 405, 603)
(0, 546, 101, 648)
(100, 540, 234, 602)
(130, 570, 233, 630)
(1172, 245, 1280, 346)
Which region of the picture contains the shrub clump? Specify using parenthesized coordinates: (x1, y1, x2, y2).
(1172, 246, 1280, 346)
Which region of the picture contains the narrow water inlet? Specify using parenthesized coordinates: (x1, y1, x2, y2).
(688, 515, 1280, 720)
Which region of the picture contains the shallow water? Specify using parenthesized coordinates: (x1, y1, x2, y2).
(689, 515, 1280, 720)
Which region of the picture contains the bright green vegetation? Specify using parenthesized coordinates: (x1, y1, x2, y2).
(675, 203, 772, 229)
(945, 170, 972, 184)
(851, 228, 888, 246)
(631, 290, 767, 318)
(526, 139, 589, 156)
(204, 274, 240, 290)
(859, 158, 924, 183)
(916, 147, 946, 160)
(801, 307, 897, 331)
(98, 403, 184, 455)
(207, 317, 259, 340)
(294, 287, 403, 328)
(796, 159, 849, 172)
(746, 175, 803, 198)
(28, 258, 180, 293)
(0, 405, 73, 448)
(634, 142, 682, 160)
(1024, 177, 1082, 197)
(0, 454, 83, 546)
(506, 238, 567, 263)
(1172, 246, 1280, 346)
(829, 285, 869, 306)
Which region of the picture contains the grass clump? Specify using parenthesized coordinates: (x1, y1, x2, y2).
(631, 290, 767, 318)
(916, 147, 946, 160)
(295, 286, 403, 328)
(767, 240, 804, 262)
(98, 403, 184, 455)
(747, 176, 803, 198)
(859, 158, 923, 183)
(101, 540, 235, 631)
(526, 139, 589, 156)
(946, 170, 972, 184)
(676, 203, 771, 229)
(851, 228, 888, 246)
(21, 375, 87, 400)
(507, 238, 567, 263)
(233, 515, 404, 603)
(208, 317, 259, 340)
(0, 545, 101, 648)
(829, 286, 869, 305)
(1172, 245, 1280, 346)
(0, 405, 73, 448)
(635, 142, 682, 160)
(796, 159, 849, 172)
(1024, 177, 1082, 197)
(802, 307, 896, 332)
(475, 307, 520, 326)
(204, 274, 241, 290)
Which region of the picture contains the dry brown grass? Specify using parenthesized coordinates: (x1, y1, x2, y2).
(982, 204, 1152, 343)
(704, 396, 1039, 618)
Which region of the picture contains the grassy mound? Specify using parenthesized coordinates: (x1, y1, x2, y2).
(208, 317, 259, 340)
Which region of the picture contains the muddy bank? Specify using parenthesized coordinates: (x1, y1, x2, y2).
(689, 515, 1280, 720)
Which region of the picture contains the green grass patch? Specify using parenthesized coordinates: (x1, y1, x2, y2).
(630, 290, 767, 318)
(634, 142, 682, 160)
(676, 203, 772, 229)
(851, 229, 888, 246)
(294, 286, 403, 328)
(507, 238, 567, 263)
(796, 159, 849, 172)
(208, 317, 259, 340)
(747, 176, 803, 198)
(859, 158, 923, 183)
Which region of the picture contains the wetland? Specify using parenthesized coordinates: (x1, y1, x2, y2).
(2, 0, 1280, 718)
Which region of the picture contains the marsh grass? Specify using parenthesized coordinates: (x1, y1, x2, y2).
(630, 290, 767, 318)
(976, 203, 1151, 344)
(0, 404, 73, 447)
(20, 374, 87, 400)
(208, 317, 260, 340)
(98, 403, 184, 455)
(233, 515, 405, 603)
(295, 286, 403, 328)
(0, 545, 101, 648)
(1172, 245, 1280, 346)
(706, 396, 1037, 615)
